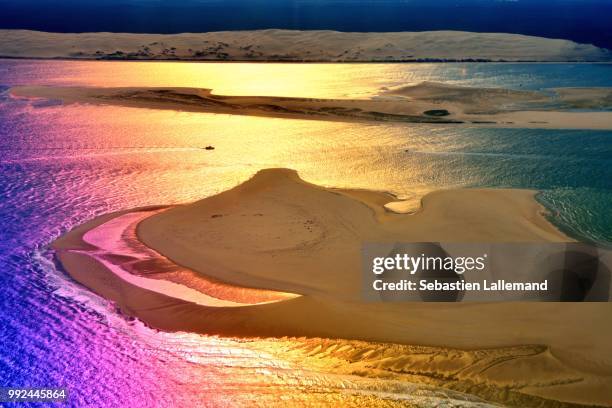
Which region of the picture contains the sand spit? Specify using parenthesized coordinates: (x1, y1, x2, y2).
(11, 83, 612, 129)
(53, 169, 612, 406)
(82, 207, 298, 306)
(1, 29, 611, 62)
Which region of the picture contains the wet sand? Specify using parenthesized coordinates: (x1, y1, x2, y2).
(11, 83, 612, 129)
(53, 169, 612, 406)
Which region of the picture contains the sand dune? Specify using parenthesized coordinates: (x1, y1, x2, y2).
(11, 83, 612, 129)
(1, 29, 611, 62)
(53, 169, 612, 406)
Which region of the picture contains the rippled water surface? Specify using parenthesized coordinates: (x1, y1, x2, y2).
(1, 60, 611, 406)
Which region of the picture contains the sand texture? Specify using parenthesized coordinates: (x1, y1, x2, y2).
(1, 29, 611, 62)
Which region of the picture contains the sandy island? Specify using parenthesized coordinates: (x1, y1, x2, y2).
(11, 82, 612, 130)
(2, 29, 610, 62)
(53, 169, 612, 407)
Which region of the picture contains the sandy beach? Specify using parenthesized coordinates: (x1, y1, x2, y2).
(52, 168, 612, 406)
(11, 83, 612, 130)
(2, 29, 610, 62)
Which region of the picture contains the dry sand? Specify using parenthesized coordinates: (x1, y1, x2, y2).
(54, 169, 612, 406)
(11, 83, 612, 129)
(1, 29, 610, 62)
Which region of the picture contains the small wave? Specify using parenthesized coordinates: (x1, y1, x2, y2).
(33, 248, 129, 327)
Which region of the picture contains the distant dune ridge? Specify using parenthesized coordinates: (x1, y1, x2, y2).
(1, 29, 611, 62)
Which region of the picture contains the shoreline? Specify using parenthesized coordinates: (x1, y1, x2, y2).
(4, 56, 612, 64)
(50, 168, 612, 406)
(11, 84, 612, 130)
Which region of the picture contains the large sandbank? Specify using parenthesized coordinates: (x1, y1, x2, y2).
(54, 169, 612, 406)
(1, 29, 610, 62)
(11, 83, 612, 129)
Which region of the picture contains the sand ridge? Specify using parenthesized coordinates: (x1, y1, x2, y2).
(11, 83, 612, 129)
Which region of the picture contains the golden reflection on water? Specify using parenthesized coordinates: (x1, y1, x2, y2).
(27, 103, 448, 212)
(41, 60, 438, 97)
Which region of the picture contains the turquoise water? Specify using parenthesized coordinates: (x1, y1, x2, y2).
(404, 126, 612, 244)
